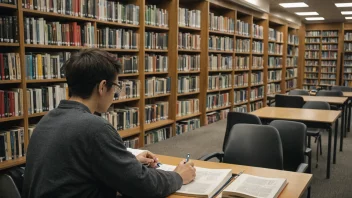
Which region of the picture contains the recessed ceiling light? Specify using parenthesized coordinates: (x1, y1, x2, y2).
(346, 17, 352, 19)
(336, 3, 352, 7)
(295, 12, 319, 16)
(342, 11, 352, 15)
(305, 17, 325, 21)
(279, 2, 309, 8)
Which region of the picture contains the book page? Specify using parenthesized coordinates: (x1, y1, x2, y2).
(159, 164, 232, 197)
(126, 148, 146, 156)
(223, 174, 287, 198)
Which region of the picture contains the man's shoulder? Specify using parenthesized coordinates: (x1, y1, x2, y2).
(77, 112, 111, 128)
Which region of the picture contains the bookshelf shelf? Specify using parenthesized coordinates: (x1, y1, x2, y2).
(0, 80, 21, 84)
(118, 127, 141, 139)
(0, 3, 17, 9)
(208, 50, 234, 54)
(209, 30, 234, 36)
(178, 49, 201, 53)
(178, 71, 201, 74)
(234, 85, 249, 89)
(144, 119, 174, 131)
(252, 52, 264, 55)
(286, 77, 296, 81)
(28, 112, 47, 118)
(25, 44, 88, 50)
(234, 101, 248, 106)
(0, 116, 23, 123)
(268, 54, 283, 56)
(145, 25, 169, 30)
(145, 93, 171, 99)
(177, 92, 200, 97)
(251, 68, 264, 71)
(250, 97, 264, 102)
(179, 26, 201, 31)
(235, 34, 251, 38)
(100, 48, 139, 52)
(268, 67, 283, 70)
(112, 98, 140, 104)
(268, 80, 282, 83)
(208, 69, 233, 73)
(176, 112, 202, 121)
(145, 49, 168, 53)
(235, 52, 250, 55)
(252, 37, 264, 40)
(207, 88, 232, 93)
(235, 68, 250, 72)
(0, 157, 26, 171)
(251, 83, 264, 87)
(118, 73, 139, 77)
(0, 43, 19, 47)
(145, 72, 169, 75)
(206, 105, 231, 113)
(26, 79, 67, 83)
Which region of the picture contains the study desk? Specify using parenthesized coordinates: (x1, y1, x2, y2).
(251, 107, 341, 179)
(159, 155, 312, 198)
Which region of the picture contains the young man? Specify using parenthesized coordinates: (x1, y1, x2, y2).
(23, 49, 196, 198)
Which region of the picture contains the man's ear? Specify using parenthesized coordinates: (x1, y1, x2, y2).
(97, 80, 107, 95)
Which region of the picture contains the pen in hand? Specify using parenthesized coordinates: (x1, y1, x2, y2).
(184, 153, 190, 164)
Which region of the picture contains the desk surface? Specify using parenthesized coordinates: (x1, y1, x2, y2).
(160, 155, 312, 198)
(301, 96, 348, 104)
(251, 107, 341, 123)
(343, 92, 352, 97)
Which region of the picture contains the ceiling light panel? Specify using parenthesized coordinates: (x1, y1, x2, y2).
(346, 17, 352, 19)
(335, 3, 352, 7)
(295, 12, 319, 16)
(279, 2, 309, 8)
(342, 11, 352, 15)
(305, 17, 325, 21)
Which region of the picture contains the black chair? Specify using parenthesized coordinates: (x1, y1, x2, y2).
(303, 101, 330, 168)
(0, 174, 21, 198)
(331, 85, 352, 92)
(316, 90, 343, 97)
(289, 89, 310, 96)
(275, 95, 305, 108)
(223, 112, 262, 152)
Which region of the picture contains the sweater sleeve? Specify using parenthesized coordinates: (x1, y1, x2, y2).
(90, 123, 183, 198)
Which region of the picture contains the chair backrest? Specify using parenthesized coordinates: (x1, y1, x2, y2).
(316, 90, 343, 97)
(270, 120, 307, 172)
(0, 174, 21, 198)
(223, 124, 284, 170)
(223, 112, 262, 151)
(331, 86, 352, 92)
(288, 89, 309, 96)
(303, 101, 330, 110)
(275, 95, 305, 108)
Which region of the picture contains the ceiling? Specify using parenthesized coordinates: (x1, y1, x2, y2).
(270, 0, 352, 23)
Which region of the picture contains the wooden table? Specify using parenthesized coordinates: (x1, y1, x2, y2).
(343, 92, 352, 134)
(160, 155, 312, 198)
(251, 107, 341, 179)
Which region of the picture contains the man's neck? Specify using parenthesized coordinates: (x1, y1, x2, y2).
(69, 97, 97, 113)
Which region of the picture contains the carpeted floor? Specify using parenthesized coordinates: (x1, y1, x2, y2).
(143, 119, 352, 198)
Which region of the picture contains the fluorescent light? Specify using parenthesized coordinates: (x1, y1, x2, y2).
(336, 3, 352, 7)
(295, 12, 319, 16)
(346, 17, 352, 19)
(342, 11, 352, 15)
(305, 17, 325, 21)
(279, 2, 309, 8)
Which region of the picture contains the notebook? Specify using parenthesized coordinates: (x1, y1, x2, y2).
(222, 174, 288, 198)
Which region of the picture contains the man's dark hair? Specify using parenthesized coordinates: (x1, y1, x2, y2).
(63, 49, 121, 99)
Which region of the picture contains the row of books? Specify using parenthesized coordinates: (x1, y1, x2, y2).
(321, 67, 336, 73)
(252, 24, 263, 39)
(304, 79, 318, 84)
(251, 72, 263, 85)
(145, 5, 168, 27)
(0, 53, 21, 80)
(0, 89, 23, 118)
(250, 101, 263, 112)
(253, 56, 264, 68)
(322, 31, 338, 37)
(178, 76, 199, 94)
(288, 34, 299, 45)
(323, 44, 338, 50)
(286, 68, 298, 78)
(22, 0, 140, 24)
(250, 86, 264, 100)
(178, 55, 200, 72)
(101, 107, 139, 131)
(304, 73, 318, 78)
(145, 77, 171, 97)
(114, 55, 138, 74)
(268, 57, 282, 68)
(306, 31, 320, 37)
(234, 89, 247, 104)
(322, 38, 338, 43)
(322, 51, 337, 59)
(236, 39, 250, 53)
(305, 67, 317, 72)
(0, 127, 25, 162)
(176, 99, 199, 118)
(97, 28, 139, 49)
(345, 81, 352, 86)
(236, 20, 249, 36)
(345, 61, 352, 66)
(287, 57, 298, 67)
(345, 55, 352, 60)
(209, 36, 234, 51)
(320, 80, 336, 85)
(345, 43, 352, 52)
(123, 137, 139, 149)
(178, 33, 201, 50)
(268, 43, 283, 55)
(305, 44, 320, 50)
(235, 56, 249, 69)
(345, 74, 352, 79)
(209, 54, 233, 71)
(305, 38, 320, 43)
(145, 102, 169, 124)
(25, 52, 70, 80)
(208, 74, 232, 90)
(206, 93, 229, 110)
(234, 73, 248, 87)
(305, 51, 319, 59)
(321, 74, 336, 79)
(287, 46, 297, 56)
(267, 83, 281, 94)
(27, 84, 68, 114)
(1, 0, 16, 4)
(268, 70, 282, 81)
(269, 28, 283, 42)
(234, 105, 247, 112)
(144, 126, 172, 145)
(145, 54, 168, 72)
(145, 32, 168, 50)
(322, 60, 337, 66)
(178, 8, 201, 28)
(205, 109, 229, 125)
(176, 118, 200, 135)
(252, 41, 264, 54)
(345, 32, 352, 41)
(24, 18, 95, 47)
(286, 79, 297, 89)
(0, 16, 18, 43)
(209, 13, 235, 33)
(114, 80, 140, 101)
(344, 67, 352, 72)
(305, 60, 319, 66)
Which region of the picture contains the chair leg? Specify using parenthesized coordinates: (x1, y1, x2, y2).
(308, 136, 311, 148)
(316, 139, 319, 168)
(319, 135, 323, 155)
(307, 186, 311, 198)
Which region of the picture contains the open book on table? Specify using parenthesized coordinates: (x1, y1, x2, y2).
(222, 174, 287, 198)
(127, 148, 233, 198)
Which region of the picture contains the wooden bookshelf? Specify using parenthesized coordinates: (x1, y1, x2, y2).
(0, 3, 17, 9)
(343, 24, 352, 87)
(0, 43, 19, 47)
(176, 112, 202, 121)
(26, 79, 67, 83)
(0, 116, 24, 123)
(0, 157, 26, 171)
(118, 127, 141, 139)
(0, 80, 22, 84)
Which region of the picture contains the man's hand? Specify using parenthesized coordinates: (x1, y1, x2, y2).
(136, 150, 159, 168)
(174, 160, 196, 184)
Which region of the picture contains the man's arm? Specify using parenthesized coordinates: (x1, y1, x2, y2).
(90, 123, 183, 198)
